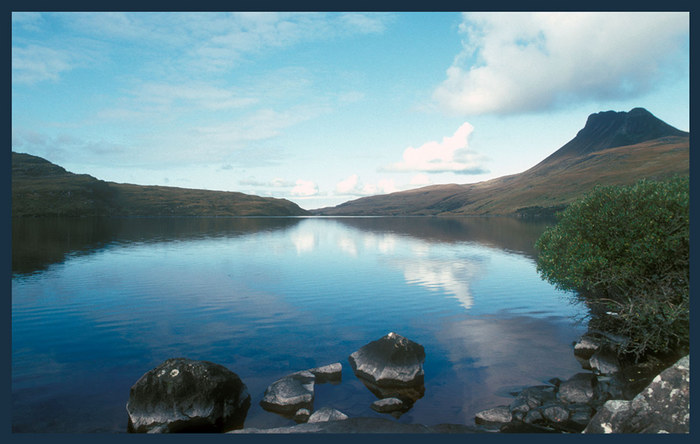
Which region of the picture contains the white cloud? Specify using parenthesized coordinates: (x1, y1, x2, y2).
(386, 122, 488, 174)
(433, 12, 689, 116)
(291, 179, 319, 197)
(335, 174, 399, 196)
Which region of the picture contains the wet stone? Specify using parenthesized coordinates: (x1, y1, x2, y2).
(541, 402, 570, 423)
(126, 358, 251, 433)
(371, 397, 407, 414)
(293, 408, 311, 423)
(307, 407, 348, 423)
(260, 371, 315, 414)
(348, 332, 425, 387)
(308, 363, 342, 384)
(557, 373, 596, 404)
(474, 406, 512, 425)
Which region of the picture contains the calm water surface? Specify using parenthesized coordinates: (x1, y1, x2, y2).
(12, 216, 587, 433)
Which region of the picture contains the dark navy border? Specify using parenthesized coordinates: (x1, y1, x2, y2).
(3, 2, 696, 444)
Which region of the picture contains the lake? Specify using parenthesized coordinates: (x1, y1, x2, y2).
(11, 216, 588, 433)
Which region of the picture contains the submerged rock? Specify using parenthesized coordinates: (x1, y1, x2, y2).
(126, 358, 250, 433)
(260, 371, 315, 414)
(348, 332, 425, 387)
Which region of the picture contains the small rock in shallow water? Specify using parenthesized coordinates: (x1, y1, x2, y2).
(293, 408, 311, 423)
(371, 397, 406, 413)
(260, 371, 315, 414)
(557, 373, 596, 404)
(589, 348, 621, 375)
(474, 406, 512, 425)
(307, 407, 348, 423)
(308, 363, 342, 383)
(541, 402, 570, 423)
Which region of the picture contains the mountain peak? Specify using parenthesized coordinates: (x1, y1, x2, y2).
(544, 108, 687, 162)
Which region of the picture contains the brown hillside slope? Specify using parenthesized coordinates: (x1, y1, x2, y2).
(12, 152, 309, 217)
(314, 108, 688, 216)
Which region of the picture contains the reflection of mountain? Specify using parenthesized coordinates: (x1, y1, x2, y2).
(330, 216, 552, 260)
(12, 217, 302, 275)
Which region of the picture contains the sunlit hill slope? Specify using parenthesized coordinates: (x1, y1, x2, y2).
(313, 108, 689, 217)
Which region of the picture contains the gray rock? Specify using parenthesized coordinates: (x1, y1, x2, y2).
(541, 402, 570, 423)
(371, 397, 406, 413)
(474, 406, 512, 425)
(589, 348, 621, 375)
(260, 370, 315, 414)
(348, 332, 425, 387)
(582, 399, 633, 433)
(573, 335, 600, 369)
(584, 355, 689, 433)
(557, 372, 596, 404)
(293, 408, 311, 423)
(308, 363, 342, 383)
(510, 385, 556, 413)
(523, 408, 544, 424)
(126, 358, 250, 433)
(568, 403, 594, 427)
(307, 407, 349, 423)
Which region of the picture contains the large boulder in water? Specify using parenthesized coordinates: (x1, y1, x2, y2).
(126, 358, 250, 433)
(348, 332, 425, 387)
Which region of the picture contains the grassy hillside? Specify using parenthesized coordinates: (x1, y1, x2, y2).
(315, 109, 689, 217)
(12, 152, 309, 217)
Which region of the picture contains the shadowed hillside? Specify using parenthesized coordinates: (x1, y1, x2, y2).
(12, 153, 309, 217)
(314, 108, 689, 217)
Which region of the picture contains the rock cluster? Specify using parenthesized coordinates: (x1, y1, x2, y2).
(584, 355, 689, 433)
(259, 364, 344, 421)
(474, 332, 690, 434)
(126, 358, 251, 433)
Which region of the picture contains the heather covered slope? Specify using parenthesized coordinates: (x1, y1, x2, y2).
(314, 108, 689, 216)
(12, 152, 309, 217)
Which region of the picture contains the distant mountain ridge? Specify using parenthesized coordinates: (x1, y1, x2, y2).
(12, 153, 309, 217)
(542, 107, 687, 162)
(314, 108, 689, 216)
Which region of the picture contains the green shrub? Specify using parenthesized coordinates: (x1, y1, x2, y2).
(535, 177, 689, 359)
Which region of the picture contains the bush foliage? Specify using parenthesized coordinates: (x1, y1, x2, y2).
(535, 177, 689, 359)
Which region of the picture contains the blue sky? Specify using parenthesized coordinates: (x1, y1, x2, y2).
(12, 11, 689, 209)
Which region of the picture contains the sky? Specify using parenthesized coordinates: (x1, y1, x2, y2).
(11, 11, 690, 210)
